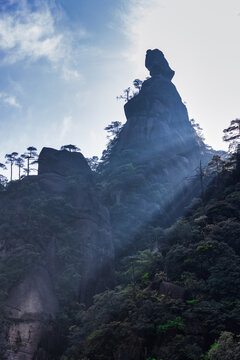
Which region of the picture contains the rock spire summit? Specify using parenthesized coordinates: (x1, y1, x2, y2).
(145, 49, 175, 80)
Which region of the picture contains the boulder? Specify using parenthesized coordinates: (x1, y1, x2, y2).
(38, 147, 91, 178)
(148, 278, 186, 299)
(145, 49, 175, 79)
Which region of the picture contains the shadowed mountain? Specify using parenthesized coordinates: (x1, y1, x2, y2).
(0, 49, 225, 360)
(100, 49, 216, 253)
(1, 148, 114, 360)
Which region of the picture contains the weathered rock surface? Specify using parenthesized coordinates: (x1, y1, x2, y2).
(38, 147, 91, 178)
(145, 48, 175, 79)
(0, 49, 224, 359)
(148, 278, 187, 299)
(118, 49, 200, 162)
(1, 149, 114, 359)
(104, 49, 215, 248)
(5, 267, 58, 360)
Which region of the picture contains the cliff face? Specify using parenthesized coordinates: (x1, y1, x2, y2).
(1, 148, 114, 360)
(103, 49, 212, 249)
(114, 49, 202, 165)
(121, 56, 198, 158)
(0, 49, 224, 359)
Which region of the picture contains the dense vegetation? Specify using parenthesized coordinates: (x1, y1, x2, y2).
(1, 118, 240, 359)
(58, 151, 240, 360)
(0, 175, 93, 358)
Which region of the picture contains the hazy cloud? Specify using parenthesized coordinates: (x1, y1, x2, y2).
(0, 0, 89, 84)
(60, 116, 72, 139)
(0, 2, 65, 64)
(0, 92, 21, 108)
(62, 67, 81, 81)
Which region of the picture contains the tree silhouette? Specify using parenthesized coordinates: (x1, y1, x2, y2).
(87, 156, 99, 172)
(190, 119, 205, 143)
(117, 79, 143, 102)
(205, 155, 225, 175)
(61, 144, 80, 152)
(223, 119, 240, 153)
(0, 163, 6, 171)
(0, 174, 7, 189)
(198, 160, 205, 204)
(22, 147, 38, 176)
(15, 156, 25, 180)
(205, 155, 226, 189)
(187, 160, 206, 206)
(117, 88, 132, 102)
(133, 79, 143, 91)
(104, 121, 122, 138)
(5, 152, 18, 181)
(0, 163, 7, 188)
(223, 119, 240, 172)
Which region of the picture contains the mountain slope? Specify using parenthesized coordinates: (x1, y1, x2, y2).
(61, 159, 240, 360)
(0, 148, 114, 359)
(100, 49, 216, 253)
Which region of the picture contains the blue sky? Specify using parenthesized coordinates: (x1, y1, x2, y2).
(0, 0, 240, 177)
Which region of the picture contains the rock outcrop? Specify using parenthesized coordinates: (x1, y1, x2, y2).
(145, 49, 175, 79)
(1, 149, 114, 359)
(116, 49, 201, 162)
(5, 268, 58, 360)
(0, 49, 223, 359)
(103, 49, 214, 249)
(148, 278, 187, 299)
(38, 147, 91, 178)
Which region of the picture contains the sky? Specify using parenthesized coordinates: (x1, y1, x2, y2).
(0, 0, 240, 177)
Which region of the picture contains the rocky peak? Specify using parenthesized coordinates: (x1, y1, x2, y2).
(103, 49, 214, 247)
(120, 49, 197, 157)
(145, 49, 175, 79)
(38, 147, 91, 177)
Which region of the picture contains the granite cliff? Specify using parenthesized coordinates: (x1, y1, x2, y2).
(0, 49, 223, 359)
(101, 49, 215, 251)
(1, 148, 114, 359)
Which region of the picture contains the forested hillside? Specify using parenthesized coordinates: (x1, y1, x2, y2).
(61, 154, 240, 360)
(0, 49, 239, 360)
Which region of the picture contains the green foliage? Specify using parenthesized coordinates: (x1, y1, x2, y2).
(120, 249, 164, 288)
(2, 130, 240, 360)
(60, 164, 240, 360)
(186, 299, 197, 304)
(0, 175, 87, 356)
(208, 332, 240, 359)
(157, 316, 184, 332)
(196, 243, 213, 252)
(87, 329, 103, 341)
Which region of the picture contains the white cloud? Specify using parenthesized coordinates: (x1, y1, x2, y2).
(59, 116, 72, 140)
(62, 67, 81, 81)
(0, 92, 21, 108)
(0, 3, 64, 64)
(0, 0, 89, 84)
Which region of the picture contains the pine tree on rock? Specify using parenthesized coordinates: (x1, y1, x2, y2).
(104, 121, 122, 138)
(0, 163, 6, 171)
(22, 147, 38, 176)
(0, 162, 7, 188)
(15, 156, 25, 180)
(61, 144, 80, 152)
(5, 152, 18, 181)
(223, 119, 240, 171)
